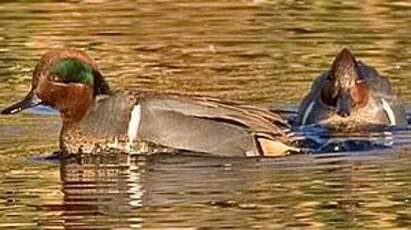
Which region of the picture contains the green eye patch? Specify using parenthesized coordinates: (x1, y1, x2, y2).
(52, 58, 94, 86)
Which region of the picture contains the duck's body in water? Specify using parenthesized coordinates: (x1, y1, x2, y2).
(2, 48, 298, 157)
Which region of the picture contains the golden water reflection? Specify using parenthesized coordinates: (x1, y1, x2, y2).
(2, 153, 411, 229)
(1, 0, 411, 228)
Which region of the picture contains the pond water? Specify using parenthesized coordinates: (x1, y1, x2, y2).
(1, 0, 411, 229)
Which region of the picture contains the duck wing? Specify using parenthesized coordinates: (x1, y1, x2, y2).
(134, 94, 295, 157)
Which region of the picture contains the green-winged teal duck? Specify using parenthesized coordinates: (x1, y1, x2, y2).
(1, 48, 297, 157)
(295, 48, 407, 131)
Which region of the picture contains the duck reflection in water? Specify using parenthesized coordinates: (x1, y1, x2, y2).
(59, 153, 144, 228)
(57, 152, 406, 229)
(58, 153, 272, 229)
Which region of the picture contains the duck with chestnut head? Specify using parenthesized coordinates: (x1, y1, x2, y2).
(1, 48, 298, 157)
(295, 48, 407, 131)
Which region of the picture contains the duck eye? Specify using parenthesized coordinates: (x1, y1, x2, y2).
(50, 74, 62, 82)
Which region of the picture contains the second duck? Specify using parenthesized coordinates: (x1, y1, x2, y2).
(295, 48, 407, 131)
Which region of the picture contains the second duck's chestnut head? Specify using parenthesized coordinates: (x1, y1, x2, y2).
(320, 48, 369, 118)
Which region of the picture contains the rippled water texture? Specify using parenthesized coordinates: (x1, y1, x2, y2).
(1, 0, 411, 229)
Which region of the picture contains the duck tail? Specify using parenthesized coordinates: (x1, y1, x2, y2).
(254, 133, 302, 157)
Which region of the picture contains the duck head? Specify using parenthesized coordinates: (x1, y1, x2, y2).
(320, 48, 369, 117)
(1, 48, 111, 123)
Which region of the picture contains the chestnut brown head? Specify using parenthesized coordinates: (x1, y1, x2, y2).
(320, 48, 369, 117)
(1, 48, 111, 123)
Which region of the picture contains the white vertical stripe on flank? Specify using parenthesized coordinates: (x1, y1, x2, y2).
(127, 104, 141, 144)
(301, 101, 315, 126)
(381, 99, 396, 126)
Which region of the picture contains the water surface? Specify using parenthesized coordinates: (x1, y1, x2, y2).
(1, 0, 411, 229)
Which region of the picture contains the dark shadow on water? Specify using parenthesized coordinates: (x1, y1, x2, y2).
(293, 124, 398, 154)
(282, 108, 411, 155)
(27, 105, 59, 116)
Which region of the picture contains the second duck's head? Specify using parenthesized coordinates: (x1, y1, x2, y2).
(1, 48, 111, 123)
(320, 48, 369, 118)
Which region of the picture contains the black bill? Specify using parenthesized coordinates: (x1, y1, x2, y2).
(1, 90, 42, 115)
